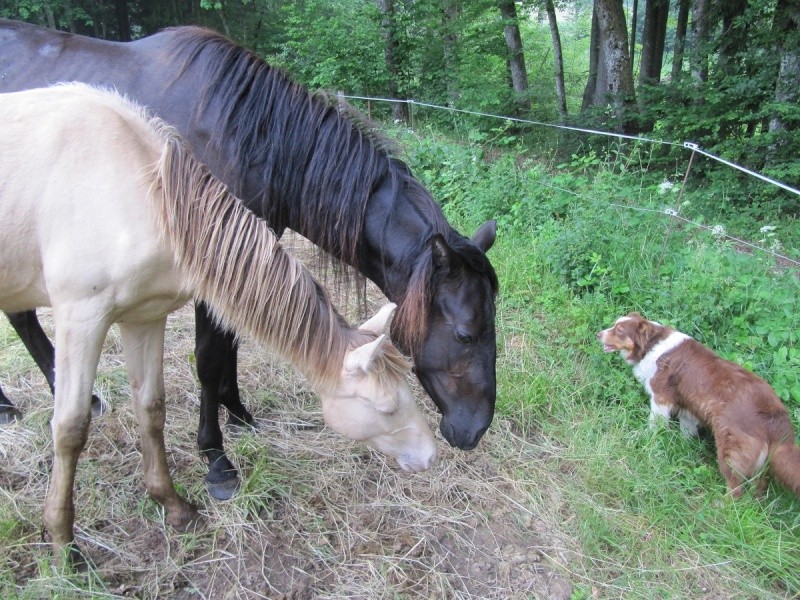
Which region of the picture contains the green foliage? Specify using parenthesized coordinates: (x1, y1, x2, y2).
(397, 123, 575, 230)
(638, 75, 800, 210)
(0, 0, 92, 30)
(272, 0, 386, 97)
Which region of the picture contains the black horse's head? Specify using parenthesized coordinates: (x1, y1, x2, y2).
(393, 220, 498, 450)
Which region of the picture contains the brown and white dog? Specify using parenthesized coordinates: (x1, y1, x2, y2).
(597, 312, 800, 498)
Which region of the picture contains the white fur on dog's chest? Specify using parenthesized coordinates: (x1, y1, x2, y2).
(632, 331, 691, 394)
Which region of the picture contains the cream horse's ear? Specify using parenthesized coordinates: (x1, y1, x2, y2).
(358, 302, 397, 335)
(345, 334, 386, 374)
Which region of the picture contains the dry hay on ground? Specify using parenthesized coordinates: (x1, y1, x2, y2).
(0, 233, 577, 599)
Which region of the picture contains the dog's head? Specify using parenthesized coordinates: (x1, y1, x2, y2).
(597, 313, 666, 364)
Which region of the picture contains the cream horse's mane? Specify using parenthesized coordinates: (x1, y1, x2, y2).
(75, 85, 409, 391)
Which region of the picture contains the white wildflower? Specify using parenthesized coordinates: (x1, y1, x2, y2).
(711, 225, 726, 237)
(658, 181, 674, 194)
(759, 225, 777, 233)
(664, 208, 678, 217)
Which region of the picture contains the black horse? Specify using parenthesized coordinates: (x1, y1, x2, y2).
(0, 19, 499, 499)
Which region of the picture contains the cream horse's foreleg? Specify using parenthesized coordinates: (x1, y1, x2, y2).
(118, 320, 197, 529)
(43, 304, 109, 563)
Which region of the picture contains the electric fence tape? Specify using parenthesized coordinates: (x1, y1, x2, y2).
(342, 94, 800, 266)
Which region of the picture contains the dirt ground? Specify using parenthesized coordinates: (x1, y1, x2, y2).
(0, 233, 580, 599)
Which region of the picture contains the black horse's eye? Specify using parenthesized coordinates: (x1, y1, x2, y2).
(456, 331, 475, 344)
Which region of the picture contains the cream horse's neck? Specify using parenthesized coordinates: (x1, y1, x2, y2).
(147, 106, 356, 392)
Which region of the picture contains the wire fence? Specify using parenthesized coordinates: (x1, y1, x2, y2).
(341, 93, 800, 268)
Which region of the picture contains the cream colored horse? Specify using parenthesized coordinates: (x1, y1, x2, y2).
(0, 83, 436, 563)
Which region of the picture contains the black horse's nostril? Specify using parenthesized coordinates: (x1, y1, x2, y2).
(440, 418, 489, 450)
(459, 438, 480, 451)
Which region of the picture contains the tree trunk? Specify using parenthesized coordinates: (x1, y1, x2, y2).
(545, 0, 568, 121)
(499, 0, 531, 115)
(583, 0, 637, 132)
(44, 5, 56, 29)
(690, 0, 710, 82)
(442, 0, 461, 106)
(582, 5, 600, 111)
(769, 0, 800, 134)
(671, 0, 690, 79)
(654, 0, 668, 72)
(64, 0, 77, 33)
(115, 0, 131, 41)
(377, 0, 410, 123)
(718, 0, 748, 74)
(94, 0, 108, 39)
(629, 0, 638, 80)
(638, 0, 670, 86)
(217, 0, 232, 38)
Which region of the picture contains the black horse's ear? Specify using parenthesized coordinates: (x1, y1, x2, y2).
(430, 234, 455, 270)
(472, 219, 496, 252)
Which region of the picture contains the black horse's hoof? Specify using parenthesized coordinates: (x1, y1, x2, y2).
(90, 395, 108, 417)
(226, 412, 257, 432)
(205, 474, 241, 501)
(0, 404, 22, 425)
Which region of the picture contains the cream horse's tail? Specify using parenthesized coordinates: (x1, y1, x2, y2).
(148, 124, 347, 389)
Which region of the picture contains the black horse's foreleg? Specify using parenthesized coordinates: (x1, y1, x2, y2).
(0, 311, 46, 423)
(195, 301, 254, 500)
(4, 310, 105, 417)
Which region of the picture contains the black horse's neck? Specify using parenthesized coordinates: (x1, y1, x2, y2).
(155, 28, 450, 302)
(358, 171, 449, 302)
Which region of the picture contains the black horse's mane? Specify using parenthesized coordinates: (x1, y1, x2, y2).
(164, 27, 497, 350)
(168, 28, 409, 261)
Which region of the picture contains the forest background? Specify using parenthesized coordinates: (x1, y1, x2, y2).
(1, 0, 800, 598)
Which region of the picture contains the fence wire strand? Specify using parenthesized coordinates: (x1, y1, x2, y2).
(342, 93, 800, 267)
(342, 94, 800, 198)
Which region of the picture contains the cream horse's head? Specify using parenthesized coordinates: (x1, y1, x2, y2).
(320, 304, 437, 473)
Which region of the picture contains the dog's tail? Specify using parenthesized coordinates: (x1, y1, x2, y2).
(769, 442, 800, 496)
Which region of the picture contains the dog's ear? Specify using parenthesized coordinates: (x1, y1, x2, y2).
(636, 318, 652, 336)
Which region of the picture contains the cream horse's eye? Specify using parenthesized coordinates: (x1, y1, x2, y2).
(375, 403, 398, 416)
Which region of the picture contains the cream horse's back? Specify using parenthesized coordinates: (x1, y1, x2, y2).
(1, 86, 187, 318)
(0, 84, 435, 565)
